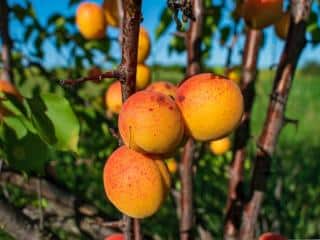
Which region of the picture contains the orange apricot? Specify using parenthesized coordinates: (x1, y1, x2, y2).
(76, 2, 106, 40)
(259, 232, 288, 240)
(176, 73, 244, 141)
(165, 158, 178, 175)
(0, 80, 21, 98)
(136, 64, 151, 90)
(103, 146, 170, 218)
(105, 234, 124, 240)
(242, 0, 283, 29)
(209, 137, 231, 155)
(102, 0, 119, 28)
(137, 27, 151, 63)
(118, 91, 184, 155)
(146, 81, 177, 99)
(105, 81, 122, 114)
(275, 11, 290, 40)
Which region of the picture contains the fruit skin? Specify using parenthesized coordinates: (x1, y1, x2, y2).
(76, 2, 106, 39)
(166, 158, 178, 175)
(146, 81, 177, 99)
(136, 64, 151, 90)
(102, 0, 119, 28)
(227, 68, 241, 85)
(137, 27, 151, 63)
(242, 0, 283, 29)
(103, 146, 170, 218)
(105, 81, 122, 114)
(259, 232, 288, 240)
(119, 91, 184, 155)
(0, 80, 21, 98)
(209, 137, 231, 155)
(105, 234, 124, 240)
(176, 73, 244, 141)
(275, 11, 290, 40)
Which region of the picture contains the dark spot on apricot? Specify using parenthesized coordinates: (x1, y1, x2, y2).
(165, 83, 171, 89)
(149, 108, 153, 111)
(169, 106, 174, 110)
(178, 95, 185, 102)
(157, 95, 165, 103)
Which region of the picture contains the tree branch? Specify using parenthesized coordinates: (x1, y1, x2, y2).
(224, 29, 262, 240)
(0, 0, 13, 82)
(239, 1, 312, 239)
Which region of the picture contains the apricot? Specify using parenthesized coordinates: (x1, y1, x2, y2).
(166, 158, 178, 175)
(0, 80, 21, 98)
(103, 146, 170, 218)
(136, 64, 151, 90)
(102, 0, 119, 28)
(119, 91, 184, 154)
(227, 68, 241, 85)
(105, 234, 124, 240)
(146, 81, 177, 99)
(242, 0, 283, 29)
(137, 27, 151, 63)
(105, 81, 122, 114)
(275, 11, 290, 40)
(176, 73, 244, 141)
(209, 137, 231, 155)
(259, 232, 288, 240)
(76, 2, 106, 40)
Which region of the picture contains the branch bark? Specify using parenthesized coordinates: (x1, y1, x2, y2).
(180, 1, 203, 239)
(224, 29, 262, 240)
(239, 1, 312, 239)
(118, 1, 142, 239)
(0, 0, 13, 82)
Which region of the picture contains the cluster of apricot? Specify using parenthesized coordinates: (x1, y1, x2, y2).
(103, 72, 244, 218)
(235, 0, 290, 40)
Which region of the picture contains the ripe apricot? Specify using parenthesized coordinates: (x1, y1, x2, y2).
(242, 0, 283, 29)
(275, 11, 290, 40)
(0, 80, 21, 98)
(102, 0, 119, 28)
(137, 27, 151, 63)
(146, 81, 177, 99)
(136, 64, 151, 90)
(76, 2, 106, 40)
(103, 146, 170, 218)
(209, 137, 231, 155)
(259, 232, 288, 240)
(105, 81, 122, 114)
(166, 158, 178, 175)
(176, 73, 244, 141)
(105, 234, 124, 240)
(227, 68, 241, 85)
(119, 91, 184, 154)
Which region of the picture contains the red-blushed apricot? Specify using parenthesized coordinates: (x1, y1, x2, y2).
(105, 81, 122, 114)
(136, 64, 151, 90)
(259, 232, 288, 240)
(103, 146, 170, 218)
(137, 27, 151, 63)
(118, 91, 184, 154)
(176, 73, 244, 141)
(242, 0, 283, 29)
(209, 137, 231, 155)
(76, 2, 106, 40)
(275, 11, 290, 40)
(105, 233, 124, 240)
(146, 81, 177, 99)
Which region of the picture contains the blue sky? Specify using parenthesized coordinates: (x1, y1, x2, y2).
(8, 0, 320, 69)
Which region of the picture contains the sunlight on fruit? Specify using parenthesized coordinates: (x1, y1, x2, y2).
(76, 2, 106, 39)
(147, 81, 177, 99)
(103, 146, 169, 218)
(102, 0, 119, 28)
(176, 73, 244, 141)
(137, 27, 151, 63)
(165, 158, 178, 175)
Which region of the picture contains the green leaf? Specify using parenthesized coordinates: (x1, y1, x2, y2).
(155, 8, 173, 39)
(41, 93, 80, 152)
(2, 124, 49, 174)
(3, 116, 28, 139)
